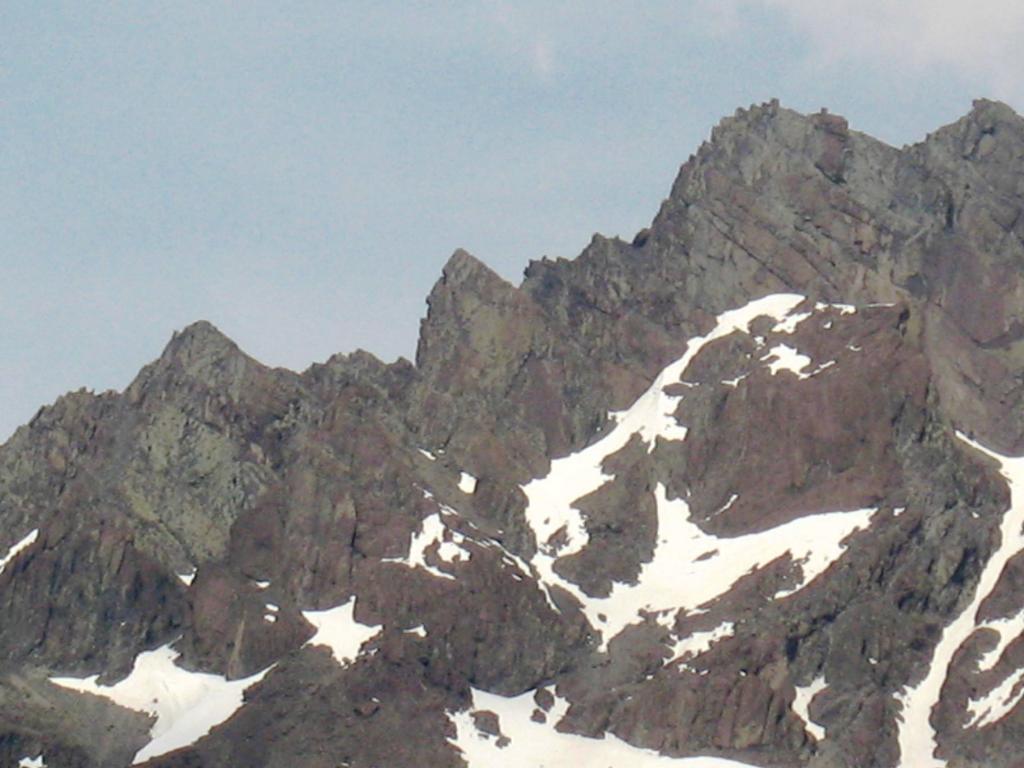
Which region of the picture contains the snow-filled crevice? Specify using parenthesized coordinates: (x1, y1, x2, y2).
(896, 435, 1024, 766)
(792, 676, 827, 741)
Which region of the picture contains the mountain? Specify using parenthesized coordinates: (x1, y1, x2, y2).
(3, 98, 1024, 768)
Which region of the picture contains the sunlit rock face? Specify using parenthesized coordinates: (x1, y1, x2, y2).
(4, 100, 1024, 768)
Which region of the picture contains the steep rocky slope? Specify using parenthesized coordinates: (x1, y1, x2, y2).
(3, 99, 1024, 768)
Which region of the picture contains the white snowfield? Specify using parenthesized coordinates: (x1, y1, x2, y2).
(451, 687, 759, 767)
(50, 645, 271, 764)
(0, 528, 38, 575)
(897, 435, 1024, 765)
(47, 599, 378, 764)
(520, 294, 876, 651)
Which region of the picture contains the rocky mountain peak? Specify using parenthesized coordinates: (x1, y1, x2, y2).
(160, 320, 245, 370)
(124, 320, 261, 406)
(964, 97, 1022, 132)
(916, 98, 1024, 183)
(416, 249, 529, 373)
(438, 248, 505, 289)
(8, 101, 1024, 768)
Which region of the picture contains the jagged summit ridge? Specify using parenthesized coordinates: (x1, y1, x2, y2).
(4, 99, 1024, 768)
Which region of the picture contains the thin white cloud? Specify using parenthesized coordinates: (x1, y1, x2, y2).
(487, 3, 559, 81)
(712, 0, 1024, 103)
(530, 38, 555, 78)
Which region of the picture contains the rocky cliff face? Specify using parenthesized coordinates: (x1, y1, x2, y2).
(4, 99, 1024, 768)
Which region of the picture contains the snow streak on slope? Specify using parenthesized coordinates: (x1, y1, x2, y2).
(50, 646, 271, 764)
(897, 435, 1024, 766)
(967, 667, 1024, 728)
(451, 687, 758, 767)
(302, 598, 381, 666)
(521, 295, 875, 649)
(0, 528, 38, 575)
(666, 619, 735, 666)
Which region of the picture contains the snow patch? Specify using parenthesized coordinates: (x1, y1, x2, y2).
(762, 346, 834, 380)
(450, 687, 758, 767)
(177, 570, 196, 587)
(792, 676, 827, 741)
(253, 579, 270, 589)
(814, 301, 857, 315)
(0, 529, 39, 575)
(763, 344, 812, 378)
(459, 472, 478, 494)
(302, 599, 380, 666)
(50, 645, 271, 764)
(19, 757, 45, 768)
(404, 625, 427, 638)
(419, 449, 437, 461)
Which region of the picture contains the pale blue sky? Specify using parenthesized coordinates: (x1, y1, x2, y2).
(3, 1, 1023, 441)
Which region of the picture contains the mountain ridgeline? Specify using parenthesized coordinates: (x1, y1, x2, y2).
(3, 99, 1024, 767)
